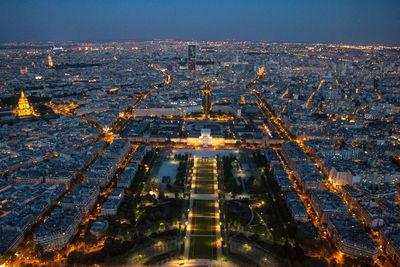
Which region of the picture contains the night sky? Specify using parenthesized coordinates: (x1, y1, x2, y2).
(1, 0, 400, 44)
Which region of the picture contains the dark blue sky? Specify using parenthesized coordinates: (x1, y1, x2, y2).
(1, 0, 400, 44)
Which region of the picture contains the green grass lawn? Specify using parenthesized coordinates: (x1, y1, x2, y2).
(197, 160, 214, 166)
(196, 168, 213, 176)
(196, 161, 214, 184)
(189, 158, 218, 260)
(193, 200, 215, 217)
(196, 172, 213, 179)
(189, 236, 217, 260)
(191, 216, 216, 235)
(197, 166, 213, 171)
(195, 180, 214, 194)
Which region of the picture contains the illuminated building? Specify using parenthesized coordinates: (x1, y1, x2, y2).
(257, 66, 265, 77)
(187, 44, 196, 71)
(328, 165, 360, 186)
(48, 55, 53, 67)
(16, 90, 35, 118)
(19, 66, 28, 75)
(199, 128, 212, 146)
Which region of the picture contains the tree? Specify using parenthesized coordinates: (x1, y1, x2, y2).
(34, 244, 44, 258)
(40, 251, 55, 262)
(102, 238, 123, 256)
(67, 251, 84, 265)
(301, 257, 328, 267)
(84, 232, 97, 246)
(246, 175, 256, 187)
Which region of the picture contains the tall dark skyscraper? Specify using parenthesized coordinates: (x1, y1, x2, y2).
(187, 44, 196, 71)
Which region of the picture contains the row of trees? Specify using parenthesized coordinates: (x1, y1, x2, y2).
(174, 160, 191, 188)
(219, 156, 242, 194)
(172, 154, 192, 193)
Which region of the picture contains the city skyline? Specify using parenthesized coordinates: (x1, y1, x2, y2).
(1, 0, 400, 45)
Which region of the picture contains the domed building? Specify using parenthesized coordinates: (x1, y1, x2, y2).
(16, 90, 35, 118)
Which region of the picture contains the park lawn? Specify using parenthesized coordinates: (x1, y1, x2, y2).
(195, 180, 214, 194)
(191, 216, 216, 235)
(196, 161, 214, 182)
(197, 160, 214, 166)
(189, 235, 217, 260)
(197, 165, 214, 170)
(196, 169, 213, 178)
(196, 175, 213, 183)
(197, 172, 213, 178)
(193, 200, 215, 217)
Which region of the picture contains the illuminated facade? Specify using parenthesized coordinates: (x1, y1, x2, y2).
(199, 128, 212, 146)
(19, 66, 28, 75)
(48, 55, 53, 67)
(257, 66, 265, 77)
(187, 44, 196, 71)
(16, 90, 35, 118)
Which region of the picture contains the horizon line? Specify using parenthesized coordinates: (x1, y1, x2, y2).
(0, 39, 399, 48)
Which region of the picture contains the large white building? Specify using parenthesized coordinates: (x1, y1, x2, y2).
(329, 166, 360, 186)
(199, 128, 212, 146)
